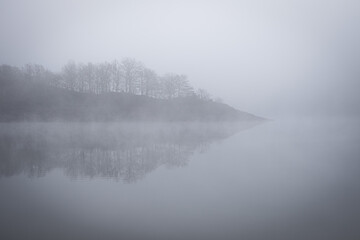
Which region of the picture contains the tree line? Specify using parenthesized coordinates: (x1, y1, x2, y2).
(0, 58, 214, 101)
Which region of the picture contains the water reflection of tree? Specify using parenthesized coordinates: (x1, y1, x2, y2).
(0, 123, 243, 182)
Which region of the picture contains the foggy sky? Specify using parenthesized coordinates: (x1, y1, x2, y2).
(0, 0, 359, 117)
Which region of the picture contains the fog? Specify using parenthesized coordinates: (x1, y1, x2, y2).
(1, 0, 359, 117)
(1, 120, 360, 240)
(1, 1, 360, 240)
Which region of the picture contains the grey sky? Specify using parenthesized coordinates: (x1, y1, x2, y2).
(0, 0, 359, 117)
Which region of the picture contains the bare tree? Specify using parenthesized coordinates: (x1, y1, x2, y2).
(161, 73, 194, 99)
(109, 60, 124, 92)
(196, 88, 211, 101)
(84, 63, 96, 93)
(62, 61, 78, 91)
(96, 62, 112, 93)
(121, 58, 142, 94)
(173, 74, 193, 97)
(161, 73, 177, 99)
(140, 68, 158, 97)
(2, 58, 214, 103)
(23, 64, 51, 85)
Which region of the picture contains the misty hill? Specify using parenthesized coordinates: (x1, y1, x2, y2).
(0, 64, 263, 122)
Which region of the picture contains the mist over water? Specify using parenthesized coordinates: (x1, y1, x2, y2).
(0, 0, 360, 239)
(1, 118, 359, 240)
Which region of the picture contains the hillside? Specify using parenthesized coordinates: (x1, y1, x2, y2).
(0, 65, 263, 122)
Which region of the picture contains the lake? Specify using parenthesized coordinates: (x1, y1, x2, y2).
(0, 118, 359, 240)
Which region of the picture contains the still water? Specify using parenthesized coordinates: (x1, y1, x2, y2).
(0, 118, 359, 240)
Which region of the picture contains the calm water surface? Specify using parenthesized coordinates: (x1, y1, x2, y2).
(0, 118, 359, 240)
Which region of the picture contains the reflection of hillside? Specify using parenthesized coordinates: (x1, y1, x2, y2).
(0, 122, 257, 182)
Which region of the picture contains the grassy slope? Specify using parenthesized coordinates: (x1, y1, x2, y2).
(0, 77, 263, 122)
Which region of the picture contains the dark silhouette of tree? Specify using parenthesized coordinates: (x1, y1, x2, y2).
(109, 60, 123, 93)
(196, 88, 211, 101)
(62, 61, 78, 91)
(139, 67, 158, 97)
(161, 73, 177, 99)
(121, 58, 143, 94)
(0, 58, 218, 101)
(0, 60, 265, 122)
